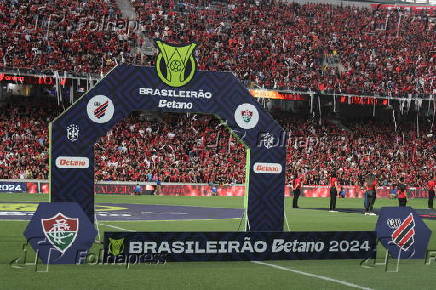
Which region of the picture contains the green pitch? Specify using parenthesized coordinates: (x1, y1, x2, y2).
(1, 193, 436, 290)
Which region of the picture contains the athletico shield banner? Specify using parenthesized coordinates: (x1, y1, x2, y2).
(50, 41, 286, 231)
(103, 231, 377, 262)
(24, 202, 97, 264)
(376, 207, 432, 259)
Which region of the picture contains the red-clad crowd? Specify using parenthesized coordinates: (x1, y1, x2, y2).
(1, 0, 434, 97)
(0, 99, 434, 187)
(94, 112, 246, 184)
(0, 99, 62, 180)
(127, 0, 435, 97)
(0, 0, 138, 73)
(279, 115, 435, 187)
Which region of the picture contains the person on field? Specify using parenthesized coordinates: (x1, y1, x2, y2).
(397, 178, 407, 207)
(154, 179, 162, 196)
(329, 173, 339, 212)
(389, 185, 398, 199)
(428, 175, 435, 209)
(133, 183, 142, 196)
(291, 173, 304, 208)
(339, 187, 346, 198)
(363, 174, 377, 215)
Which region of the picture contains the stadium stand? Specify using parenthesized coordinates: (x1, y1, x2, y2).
(0, 0, 434, 97)
(0, 0, 138, 73)
(130, 0, 435, 97)
(0, 0, 434, 188)
(278, 113, 435, 187)
(0, 97, 433, 187)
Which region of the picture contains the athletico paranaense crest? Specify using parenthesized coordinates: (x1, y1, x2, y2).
(376, 207, 431, 259)
(391, 213, 415, 251)
(155, 40, 197, 88)
(41, 213, 79, 254)
(94, 100, 109, 119)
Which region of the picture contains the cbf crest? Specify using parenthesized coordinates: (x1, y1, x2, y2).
(66, 124, 79, 142)
(258, 132, 279, 149)
(24, 202, 97, 264)
(155, 40, 197, 88)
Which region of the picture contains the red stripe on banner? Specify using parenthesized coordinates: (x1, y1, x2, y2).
(95, 107, 108, 118)
(393, 221, 414, 244)
(393, 214, 414, 238)
(94, 101, 109, 117)
(398, 228, 415, 248)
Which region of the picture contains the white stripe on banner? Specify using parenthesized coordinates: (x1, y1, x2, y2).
(251, 261, 373, 290)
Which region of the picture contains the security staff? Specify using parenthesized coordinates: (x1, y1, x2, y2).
(364, 174, 377, 215)
(291, 174, 304, 208)
(397, 179, 407, 207)
(329, 173, 339, 212)
(428, 176, 435, 209)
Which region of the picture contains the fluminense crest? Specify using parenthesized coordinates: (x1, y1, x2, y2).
(41, 213, 78, 254)
(241, 110, 253, 123)
(234, 103, 259, 130)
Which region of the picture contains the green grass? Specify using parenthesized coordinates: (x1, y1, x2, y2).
(1, 194, 436, 290)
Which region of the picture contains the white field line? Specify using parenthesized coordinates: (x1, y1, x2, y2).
(99, 223, 134, 232)
(251, 261, 373, 290)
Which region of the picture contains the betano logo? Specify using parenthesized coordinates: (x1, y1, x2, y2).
(253, 162, 282, 174)
(55, 156, 89, 169)
(155, 40, 197, 88)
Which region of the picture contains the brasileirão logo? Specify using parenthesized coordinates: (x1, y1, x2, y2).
(108, 238, 125, 256)
(155, 40, 197, 87)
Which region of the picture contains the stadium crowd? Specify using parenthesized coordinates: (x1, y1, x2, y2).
(94, 112, 246, 184)
(134, 0, 435, 98)
(0, 0, 434, 97)
(0, 0, 138, 73)
(279, 115, 435, 187)
(0, 99, 434, 187)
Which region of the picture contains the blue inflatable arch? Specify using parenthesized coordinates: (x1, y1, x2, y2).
(50, 64, 286, 231)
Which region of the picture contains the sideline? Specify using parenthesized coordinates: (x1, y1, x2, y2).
(99, 223, 135, 232)
(252, 261, 373, 290)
